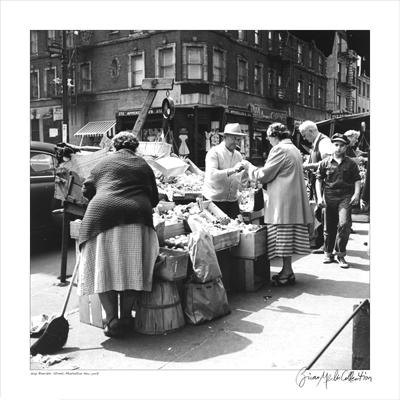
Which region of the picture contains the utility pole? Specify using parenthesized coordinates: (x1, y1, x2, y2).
(62, 30, 69, 143)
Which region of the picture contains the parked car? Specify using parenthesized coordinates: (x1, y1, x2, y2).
(30, 141, 63, 242)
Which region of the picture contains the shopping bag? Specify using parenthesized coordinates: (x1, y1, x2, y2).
(253, 186, 264, 211)
(188, 230, 222, 283)
(184, 278, 231, 325)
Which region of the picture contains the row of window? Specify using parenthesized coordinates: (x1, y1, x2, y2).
(357, 79, 370, 98)
(30, 63, 91, 99)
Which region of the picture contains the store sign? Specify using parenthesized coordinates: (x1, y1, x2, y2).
(53, 108, 63, 121)
(226, 108, 252, 117)
(250, 104, 287, 123)
(117, 108, 162, 117)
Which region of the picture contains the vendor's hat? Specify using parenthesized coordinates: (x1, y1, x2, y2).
(331, 133, 350, 145)
(220, 123, 247, 136)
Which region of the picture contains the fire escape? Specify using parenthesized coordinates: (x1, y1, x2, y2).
(337, 48, 358, 114)
(267, 31, 296, 112)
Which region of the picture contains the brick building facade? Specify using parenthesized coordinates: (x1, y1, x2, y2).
(30, 30, 329, 167)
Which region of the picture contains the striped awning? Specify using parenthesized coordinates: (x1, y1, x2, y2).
(74, 120, 116, 137)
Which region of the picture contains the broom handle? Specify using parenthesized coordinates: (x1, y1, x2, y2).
(60, 253, 81, 317)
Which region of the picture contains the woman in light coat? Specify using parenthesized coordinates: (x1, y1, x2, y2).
(243, 123, 313, 286)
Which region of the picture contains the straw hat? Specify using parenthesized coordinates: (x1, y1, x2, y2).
(219, 123, 247, 136)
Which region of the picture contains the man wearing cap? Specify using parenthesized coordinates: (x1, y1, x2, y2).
(315, 133, 361, 269)
(299, 120, 332, 252)
(203, 123, 248, 219)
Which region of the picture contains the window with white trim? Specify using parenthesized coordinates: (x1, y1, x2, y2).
(308, 83, 314, 107)
(319, 54, 323, 74)
(237, 57, 248, 91)
(79, 63, 91, 92)
(129, 52, 144, 87)
(182, 44, 207, 81)
(155, 45, 175, 79)
(297, 43, 304, 64)
(31, 70, 40, 99)
(254, 63, 263, 95)
(213, 48, 226, 83)
(31, 31, 38, 54)
(297, 80, 304, 104)
(47, 30, 56, 46)
(238, 30, 247, 41)
(44, 67, 58, 97)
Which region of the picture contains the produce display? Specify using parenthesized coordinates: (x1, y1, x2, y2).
(156, 171, 204, 199)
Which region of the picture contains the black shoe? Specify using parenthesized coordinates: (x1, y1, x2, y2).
(272, 273, 296, 287)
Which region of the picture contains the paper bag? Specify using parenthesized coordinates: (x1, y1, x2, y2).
(184, 278, 231, 325)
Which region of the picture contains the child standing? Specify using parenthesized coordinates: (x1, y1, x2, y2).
(315, 133, 361, 268)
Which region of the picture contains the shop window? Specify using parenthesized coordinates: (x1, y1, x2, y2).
(31, 70, 40, 99)
(251, 131, 263, 159)
(238, 57, 248, 91)
(31, 31, 38, 54)
(80, 63, 92, 92)
(239, 124, 250, 158)
(297, 80, 304, 104)
(182, 44, 207, 81)
(213, 48, 226, 83)
(254, 63, 263, 95)
(254, 30, 260, 46)
(155, 44, 175, 79)
(129, 52, 144, 87)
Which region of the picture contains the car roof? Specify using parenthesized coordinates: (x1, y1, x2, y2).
(31, 141, 56, 154)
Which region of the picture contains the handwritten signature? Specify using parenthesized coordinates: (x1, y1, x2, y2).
(296, 367, 372, 388)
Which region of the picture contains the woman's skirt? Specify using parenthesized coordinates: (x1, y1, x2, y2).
(266, 224, 310, 259)
(77, 223, 159, 296)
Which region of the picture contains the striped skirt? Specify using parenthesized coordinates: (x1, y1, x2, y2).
(77, 223, 159, 296)
(266, 224, 310, 259)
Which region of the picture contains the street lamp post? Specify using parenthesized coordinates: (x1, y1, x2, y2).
(62, 30, 69, 143)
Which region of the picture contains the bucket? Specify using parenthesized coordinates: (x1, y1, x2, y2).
(134, 280, 186, 335)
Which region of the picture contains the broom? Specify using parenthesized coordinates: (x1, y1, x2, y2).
(30, 254, 80, 356)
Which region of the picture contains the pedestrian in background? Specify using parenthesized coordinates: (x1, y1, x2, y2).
(315, 133, 361, 269)
(203, 123, 248, 219)
(77, 131, 160, 338)
(299, 120, 332, 253)
(243, 123, 313, 287)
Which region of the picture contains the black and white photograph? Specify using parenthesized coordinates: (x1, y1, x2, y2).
(0, 1, 399, 400)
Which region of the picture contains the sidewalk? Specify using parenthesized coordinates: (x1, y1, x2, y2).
(30, 222, 370, 370)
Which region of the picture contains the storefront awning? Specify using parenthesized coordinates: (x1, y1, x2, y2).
(74, 120, 116, 137)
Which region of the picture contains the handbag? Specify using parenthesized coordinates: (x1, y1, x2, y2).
(184, 278, 231, 325)
(253, 178, 264, 212)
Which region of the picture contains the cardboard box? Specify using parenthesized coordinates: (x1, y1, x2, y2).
(231, 227, 267, 259)
(155, 247, 189, 281)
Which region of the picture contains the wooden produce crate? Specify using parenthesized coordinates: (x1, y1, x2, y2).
(164, 221, 186, 239)
(173, 192, 203, 202)
(231, 227, 267, 259)
(231, 253, 270, 292)
(212, 229, 240, 252)
(154, 247, 189, 281)
(240, 209, 264, 224)
(79, 293, 105, 329)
